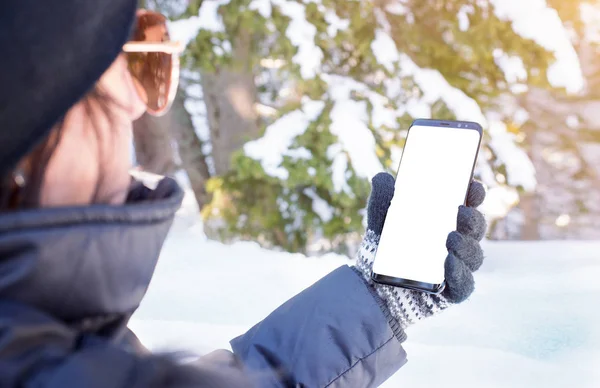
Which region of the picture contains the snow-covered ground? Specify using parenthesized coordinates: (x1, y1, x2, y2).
(130, 187, 600, 387)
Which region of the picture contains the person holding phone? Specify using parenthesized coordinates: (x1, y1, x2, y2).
(0, 0, 487, 387)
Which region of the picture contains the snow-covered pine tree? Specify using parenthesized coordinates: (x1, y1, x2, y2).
(171, 0, 572, 253)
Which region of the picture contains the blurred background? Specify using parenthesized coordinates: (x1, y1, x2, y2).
(135, 0, 600, 254)
(129, 1, 600, 386)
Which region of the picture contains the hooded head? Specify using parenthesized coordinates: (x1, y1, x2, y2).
(0, 0, 149, 209)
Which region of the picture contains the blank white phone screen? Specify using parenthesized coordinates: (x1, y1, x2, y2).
(372, 124, 481, 285)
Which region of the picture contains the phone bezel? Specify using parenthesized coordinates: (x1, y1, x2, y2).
(370, 119, 483, 294)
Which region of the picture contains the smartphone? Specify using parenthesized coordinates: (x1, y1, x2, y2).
(371, 119, 483, 294)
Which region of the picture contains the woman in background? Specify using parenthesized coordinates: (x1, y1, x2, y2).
(0, 0, 487, 386)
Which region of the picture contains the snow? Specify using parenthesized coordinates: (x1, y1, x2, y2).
(513, 108, 530, 126)
(372, 27, 487, 124)
(244, 98, 325, 179)
(457, 5, 472, 31)
(372, 16, 488, 126)
(325, 75, 387, 180)
(372, 29, 398, 72)
(254, 102, 278, 117)
(131, 187, 600, 387)
(566, 115, 579, 129)
(327, 144, 353, 194)
(303, 188, 334, 222)
(176, 0, 525, 197)
(271, 0, 323, 79)
(478, 185, 520, 220)
(259, 58, 287, 69)
(324, 10, 350, 37)
(169, 0, 326, 84)
(489, 0, 584, 94)
(487, 120, 537, 191)
(390, 145, 403, 173)
(325, 28, 495, 188)
(493, 48, 528, 84)
(555, 213, 571, 227)
(475, 153, 498, 188)
(249, 0, 272, 18)
(197, 0, 229, 33)
(231, 0, 326, 78)
(284, 146, 312, 160)
(385, 2, 408, 16)
(168, 17, 203, 47)
(399, 54, 488, 125)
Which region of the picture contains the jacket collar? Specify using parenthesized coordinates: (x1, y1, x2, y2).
(0, 177, 184, 323)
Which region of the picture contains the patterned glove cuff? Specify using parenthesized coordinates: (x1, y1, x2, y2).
(354, 229, 381, 280)
(354, 230, 451, 331)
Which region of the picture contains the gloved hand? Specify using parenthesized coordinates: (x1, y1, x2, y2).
(354, 172, 487, 334)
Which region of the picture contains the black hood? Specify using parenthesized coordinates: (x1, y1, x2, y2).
(0, 177, 184, 324)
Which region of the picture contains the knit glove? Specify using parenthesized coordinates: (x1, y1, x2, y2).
(354, 172, 487, 333)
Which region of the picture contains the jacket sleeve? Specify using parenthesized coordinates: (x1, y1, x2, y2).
(0, 300, 167, 388)
(0, 301, 256, 388)
(230, 265, 408, 388)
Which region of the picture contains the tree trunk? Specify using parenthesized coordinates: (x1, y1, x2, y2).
(169, 87, 212, 210)
(132, 114, 177, 176)
(201, 30, 261, 175)
(518, 194, 540, 240)
(518, 125, 541, 240)
(132, 86, 212, 211)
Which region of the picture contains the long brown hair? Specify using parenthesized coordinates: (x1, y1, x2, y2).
(0, 85, 117, 211)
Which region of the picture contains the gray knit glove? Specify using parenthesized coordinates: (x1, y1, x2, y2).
(354, 172, 487, 332)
